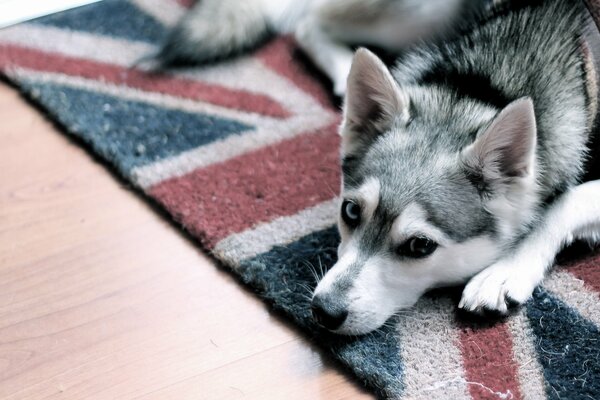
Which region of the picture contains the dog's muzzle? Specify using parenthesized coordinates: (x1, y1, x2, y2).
(311, 295, 348, 330)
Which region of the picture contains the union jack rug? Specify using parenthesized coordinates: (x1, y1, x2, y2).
(1, 1, 599, 398)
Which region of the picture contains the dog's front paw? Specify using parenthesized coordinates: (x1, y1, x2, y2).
(458, 259, 542, 315)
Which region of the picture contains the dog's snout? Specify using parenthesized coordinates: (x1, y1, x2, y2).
(311, 296, 348, 330)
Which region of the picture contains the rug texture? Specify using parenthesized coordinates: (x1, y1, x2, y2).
(1, 1, 600, 398)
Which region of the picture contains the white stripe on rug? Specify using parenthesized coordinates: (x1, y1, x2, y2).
(0, 23, 330, 116)
(12, 68, 288, 127)
(213, 198, 339, 265)
(129, 0, 184, 28)
(176, 58, 332, 117)
(396, 297, 471, 400)
(12, 68, 336, 188)
(131, 112, 335, 188)
(543, 269, 600, 328)
(0, 24, 332, 130)
(0, 24, 154, 67)
(507, 311, 548, 400)
(0, 25, 334, 120)
(131, 114, 333, 188)
(127, 59, 338, 187)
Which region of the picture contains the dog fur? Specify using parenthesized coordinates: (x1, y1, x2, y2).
(160, 0, 600, 335)
(157, 0, 486, 95)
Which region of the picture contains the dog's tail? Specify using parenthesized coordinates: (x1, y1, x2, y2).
(156, 0, 269, 66)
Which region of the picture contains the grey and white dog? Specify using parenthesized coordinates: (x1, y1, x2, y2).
(161, 0, 600, 335)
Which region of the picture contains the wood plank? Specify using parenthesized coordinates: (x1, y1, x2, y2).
(0, 83, 372, 399)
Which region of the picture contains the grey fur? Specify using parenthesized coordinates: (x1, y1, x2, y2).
(344, 0, 592, 246)
(157, 0, 270, 65)
(392, 0, 591, 198)
(160, 0, 598, 331)
(313, 0, 598, 332)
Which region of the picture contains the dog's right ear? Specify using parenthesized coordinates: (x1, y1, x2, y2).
(341, 48, 410, 156)
(461, 98, 537, 192)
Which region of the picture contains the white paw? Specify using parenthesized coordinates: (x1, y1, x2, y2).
(459, 258, 543, 315)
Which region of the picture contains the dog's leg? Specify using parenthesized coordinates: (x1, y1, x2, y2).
(459, 180, 600, 314)
(294, 17, 354, 96)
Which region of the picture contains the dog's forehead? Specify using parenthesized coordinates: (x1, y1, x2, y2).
(343, 157, 496, 243)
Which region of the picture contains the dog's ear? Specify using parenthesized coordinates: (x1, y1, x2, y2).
(461, 98, 537, 188)
(341, 48, 409, 156)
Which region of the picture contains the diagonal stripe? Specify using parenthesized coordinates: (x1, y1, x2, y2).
(173, 0, 194, 8)
(180, 56, 333, 118)
(543, 269, 600, 328)
(0, 23, 154, 67)
(213, 198, 340, 265)
(458, 320, 523, 400)
(563, 254, 600, 293)
(11, 69, 284, 128)
(397, 297, 471, 400)
(130, 0, 184, 27)
(0, 27, 334, 121)
(130, 104, 337, 187)
(18, 81, 253, 173)
(0, 44, 291, 118)
(33, 0, 168, 43)
(507, 312, 548, 400)
(257, 36, 337, 110)
(34, 0, 167, 43)
(9, 68, 338, 188)
(149, 124, 341, 249)
(526, 289, 600, 399)
(131, 114, 336, 188)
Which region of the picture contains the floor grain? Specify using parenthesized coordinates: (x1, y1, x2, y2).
(0, 83, 373, 399)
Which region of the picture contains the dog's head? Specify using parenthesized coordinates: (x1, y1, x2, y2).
(311, 49, 539, 335)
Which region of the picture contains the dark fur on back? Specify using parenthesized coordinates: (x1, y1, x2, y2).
(393, 0, 592, 200)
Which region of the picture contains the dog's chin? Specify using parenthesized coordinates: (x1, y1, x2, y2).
(327, 299, 422, 335)
(330, 311, 392, 336)
(332, 324, 382, 336)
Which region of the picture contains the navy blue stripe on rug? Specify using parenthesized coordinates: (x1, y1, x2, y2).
(238, 226, 405, 399)
(32, 0, 167, 44)
(21, 81, 253, 175)
(526, 288, 600, 400)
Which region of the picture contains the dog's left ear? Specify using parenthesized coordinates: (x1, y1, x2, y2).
(461, 97, 537, 187)
(341, 48, 410, 156)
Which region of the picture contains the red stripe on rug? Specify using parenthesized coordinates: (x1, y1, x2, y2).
(149, 122, 341, 249)
(174, 0, 194, 8)
(458, 321, 523, 400)
(565, 254, 600, 293)
(0, 44, 290, 118)
(257, 37, 337, 111)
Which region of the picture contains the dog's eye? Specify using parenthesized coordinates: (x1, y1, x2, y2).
(397, 237, 438, 258)
(341, 200, 361, 227)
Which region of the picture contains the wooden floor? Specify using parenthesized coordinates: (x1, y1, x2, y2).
(0, 82, 372, 399)
(0, 0, 101, 29)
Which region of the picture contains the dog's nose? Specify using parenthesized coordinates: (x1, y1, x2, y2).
(311, 296, 348, 330)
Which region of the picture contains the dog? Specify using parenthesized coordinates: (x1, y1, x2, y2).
(160, 0, 600, 335)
